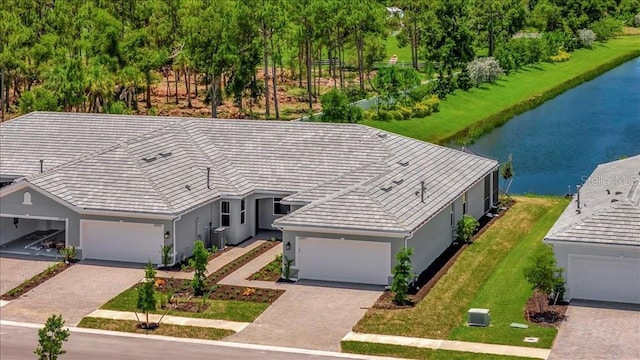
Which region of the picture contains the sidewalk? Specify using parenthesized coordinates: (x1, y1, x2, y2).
(218, 245, 283, 289)
(342, 332, 551, 359)
(86, 309, 250, 332)
(156, 239, 265, 280)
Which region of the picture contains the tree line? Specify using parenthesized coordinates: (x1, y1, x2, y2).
(1, 0, 637, 120)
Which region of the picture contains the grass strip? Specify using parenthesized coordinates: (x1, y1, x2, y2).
(341, 341, 536, 360)
(1, 262, 69, 300)
(77, 317, 234, 340)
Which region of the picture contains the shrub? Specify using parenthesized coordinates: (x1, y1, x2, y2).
(456, 214, 479, 243)
(362, 110, 373, 120)
(423, 95, 440, 113)
(320, 89, 350, 122)
(397, 106, 413, 120)
(524, 252, 565, 312)
(58, 246, 77, 263)
(387, 110, 402, 120)
(374, 110, 390, 121)
(456, 67, 473, 91)
(591, 17, 623, 42)
(550, 49, 571, 62)
(19, 87, 59, 113)
(412, 103, 431, 118)
(160, 244, 173, 268)
(391, 247, 416, 305)
(635, 14, 640, 27)
(407, 83, 434, 104)
(577, 29, 596, 48)
(467, 57, 504, 87)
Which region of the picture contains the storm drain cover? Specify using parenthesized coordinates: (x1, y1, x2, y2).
(524, 337, 539, 343)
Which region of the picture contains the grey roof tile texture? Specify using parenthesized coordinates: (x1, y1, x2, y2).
(1, 112, 498, 233)
(546, 155, 640, 246)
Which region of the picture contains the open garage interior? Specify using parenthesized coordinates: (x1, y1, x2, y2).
(296, 237, 391, 285)
(80, 220, 164, 264)
(568, 254, 640, 304)
(0, 215, 66, 257)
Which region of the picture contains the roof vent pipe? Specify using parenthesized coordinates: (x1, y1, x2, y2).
(207, 167, 211, 190)
(40, 159, 43, 173)
(576, 185, 581, 209)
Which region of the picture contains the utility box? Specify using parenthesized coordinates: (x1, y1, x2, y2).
(468, 308, 491, 327)
(213, 227, 227, 250)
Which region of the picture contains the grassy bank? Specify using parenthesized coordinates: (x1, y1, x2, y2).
(362, 36, 640, 144)
(353, 196, 569, 348)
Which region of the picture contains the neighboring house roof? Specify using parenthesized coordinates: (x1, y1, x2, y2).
(1, 112, 498, 234)
(545, 155, 640, 247)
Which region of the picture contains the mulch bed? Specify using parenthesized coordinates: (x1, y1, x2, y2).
(372, 201, 514, 310)
(247, 258, 281, 282)
(524, 291, 568, 327)
(154, 278, 284, 305)
(1, 261, 73, 300)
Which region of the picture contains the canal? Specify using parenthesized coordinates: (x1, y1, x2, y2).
(459, 57, 640, 195)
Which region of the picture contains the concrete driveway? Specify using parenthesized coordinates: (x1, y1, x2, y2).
(548, 301, 640, 360)
(0, 257, 56, 295)
(0, 263, 143, 325)
(226, 280, 382, 351)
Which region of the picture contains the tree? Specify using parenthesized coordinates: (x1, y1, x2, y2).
(467, 57, 505, 87)
(456, 214, 480, 244)
(137, 261, 157, 328)
(577, 29, 596, 48)
(35, 314, 70, 360)
(524, 252, 565, 312)
(189, 240, 210, 296)
(471, 0, 526, 56)
(320, 89, 362, 123)
(501, 154, 515, 197)
(391, 247, 416, 305)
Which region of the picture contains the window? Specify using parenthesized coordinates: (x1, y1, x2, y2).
(221, 201, 230, 227)
(484, 174, 491, 212)
(23, 191, 32, 205)
(450, 203, 455, 227)
(240, 199, 246, 225)
(462, 192, 468, 215)
(492, 170, 499, 205)
(273, 198, 290, 215)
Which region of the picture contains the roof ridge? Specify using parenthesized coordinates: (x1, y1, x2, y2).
(183, 121, 251, 195)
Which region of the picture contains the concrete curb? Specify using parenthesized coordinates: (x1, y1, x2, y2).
(342, 331, 551, 359)
(86, 309, 250, 332)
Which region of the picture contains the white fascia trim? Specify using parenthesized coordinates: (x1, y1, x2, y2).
(545, 238, 640, 251)
(0, 213, 67, 221)
(81, 209, 175, 220)
(279, 200, 310, 206)
(276, 225, 410, 239)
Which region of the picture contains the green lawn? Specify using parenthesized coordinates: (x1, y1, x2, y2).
(386, 34, 414, 63)
(354, 196, 569, 349)
(341, 341, 536, 360)
(77, 317, 234, 340)
(101, 288, 269, 323)
(362, 36, 640, 144)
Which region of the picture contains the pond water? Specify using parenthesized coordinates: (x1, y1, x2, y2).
(457, 57, 640, 195)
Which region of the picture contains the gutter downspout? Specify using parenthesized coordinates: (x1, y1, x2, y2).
(170, 214, 182, 267)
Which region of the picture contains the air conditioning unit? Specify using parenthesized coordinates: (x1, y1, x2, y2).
(468, 308, 491, 327)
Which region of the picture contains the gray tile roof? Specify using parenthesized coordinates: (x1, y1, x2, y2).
(1, 112, 498, 234)
(545, 155, 640, 246)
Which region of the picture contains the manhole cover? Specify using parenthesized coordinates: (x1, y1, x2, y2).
(524, 337, 539, 343)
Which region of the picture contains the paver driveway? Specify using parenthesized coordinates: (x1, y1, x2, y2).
(0, 257, 56, 295)
(226, 280, 382, 351)
(548, 300, 640, 360)
(0, 263, 143, 325)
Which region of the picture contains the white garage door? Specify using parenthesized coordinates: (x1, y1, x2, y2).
(81, 220, 163, 264)
(297, 237, 391, 285)
(569, 255, 640, 304)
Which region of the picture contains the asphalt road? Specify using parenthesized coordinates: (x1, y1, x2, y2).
(0, 323, 392, 360)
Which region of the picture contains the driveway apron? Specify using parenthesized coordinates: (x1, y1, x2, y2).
(226, 281, 382, 351)
(0, 263, 142, 325)
(548, 301, 640, 360)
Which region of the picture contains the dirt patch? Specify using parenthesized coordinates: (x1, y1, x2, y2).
(1, 262, 72, 300)
(525, 291, 568, 327)
(209, 285, 284, 304)
(372, 202, 514, 309)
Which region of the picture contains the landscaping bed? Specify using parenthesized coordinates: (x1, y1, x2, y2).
(524, 291, 567, 327)
(160, 246, 230, 272)
(1, 262, 71, 300)
(155, 277, 284, 304)
(247, 255, 281, 282)
(373, 202, 513, 309)
(77, 317, 234, 340)
(207, 240, 280, 283)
